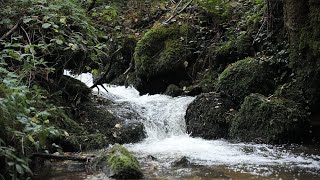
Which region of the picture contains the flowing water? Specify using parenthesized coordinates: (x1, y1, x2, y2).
(45, 72, 320, 179)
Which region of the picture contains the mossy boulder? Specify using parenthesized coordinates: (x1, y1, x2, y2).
(133, 23, 194, 94)
(214, 32, 253, 67)
(165, 84, 183, 97)
(55, 75, 92, 101)
(185, 92, 236, 139)
(107, 144, 143, 179)
(216, 58, 278, 105)
(230, 93, 311, 144)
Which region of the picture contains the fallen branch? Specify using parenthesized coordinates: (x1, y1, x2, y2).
(32, 153, 94, 162)
(0, 20, 21, 41)
(122, 57, 134, 77)
(163, 0, 193, 24)
(90, 47, 122, 91)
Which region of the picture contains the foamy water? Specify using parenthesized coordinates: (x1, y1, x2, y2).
(68, 71, 320, 177)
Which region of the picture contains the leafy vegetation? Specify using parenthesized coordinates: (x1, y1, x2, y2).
(1, 0, 320, 178)
(0, 0, 106, 178)
(0, 66, 63, 178)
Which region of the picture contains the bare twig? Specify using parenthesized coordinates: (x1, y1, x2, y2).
(0, 20, 21, 41)
(90, 47, 122, 90)
(252, 17, 267, 45)
(32, 153, 94, 162)
(21, 26, 31, 44)
(163, 0, 193, 24)
(170, 0, 176, 4)
(122, 57, 134, 77)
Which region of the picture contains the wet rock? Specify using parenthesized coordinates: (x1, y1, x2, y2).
(183, 85, 203, 96)
(107, 144, 143, 179)
(230, 93, 311, 144)
(172, 156, 191, 168)
(61, 133, 108, 152)
(165, 84, 183, 97)
(216, 58, 279, 106)
(79, 96, 146, 145)
(185, 92, 236, 139)
(53, 75, 92, 102)
(133, 23, 194, 94)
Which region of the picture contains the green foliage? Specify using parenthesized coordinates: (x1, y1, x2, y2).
(0, 141, 32, 178)
(210, 0, 266, 61)
(195, 0, 230, 18)
(0, 66, 63, 179)
(0, 0, 105, 74)
(91, 5, 119, 25)
(1, 41, 55, 83)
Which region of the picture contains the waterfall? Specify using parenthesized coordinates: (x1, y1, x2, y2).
(103, 85, 195, 140)
(67, 72, 320, 177)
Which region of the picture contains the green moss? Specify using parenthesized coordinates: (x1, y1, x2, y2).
(230, 93, 310, 144)
(62, 133, 108, 151)
(91, 5, 119, 25)
(134, 23, 191, 78)
(133, 23, 194, 94)
(216, 58, 277, 105)
(195, 0, 231, 18)
(274, 81, 307, 106)
(57, 75, 92, 101)
(107, 144, 143, 179)
(198, 70, 217, 93)
(49, 108, 83, 133)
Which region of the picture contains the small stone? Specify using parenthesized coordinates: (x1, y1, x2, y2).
(113, 132, 117, 138)
(115, 124, 122, 128)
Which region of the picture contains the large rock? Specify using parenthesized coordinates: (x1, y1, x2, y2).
(79, 96, 146, 145)
(230, 93, 311, 144)
(107, 144, 143, 179)
(133, 23, 194, 94)
(164, 84, 183, 97)
(216, 58, 278, 106)
(185, 92, 236, 139)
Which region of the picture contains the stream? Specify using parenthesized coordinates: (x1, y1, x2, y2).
(42, 72, 320, 179)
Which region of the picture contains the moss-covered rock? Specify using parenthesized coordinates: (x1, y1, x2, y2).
(55, 75, 92, 102)
(107, 144, 143, 179)
(216, 58, 278, 105)
(134, 23, 194, 94)
(165, 84, 183, 97)
(185, 92, 236, 139)
(61, 133, 108, 152)
(230, 93, 310, 144)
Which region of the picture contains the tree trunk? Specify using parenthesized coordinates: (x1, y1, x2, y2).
(283, 0, 320, 110)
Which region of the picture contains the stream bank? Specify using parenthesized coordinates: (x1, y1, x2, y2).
(35, 74, 320, 179)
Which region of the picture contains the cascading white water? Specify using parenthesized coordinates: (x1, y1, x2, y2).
(68, 72, 320, 177)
